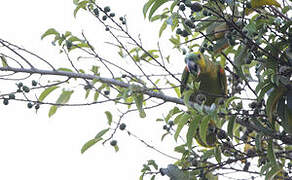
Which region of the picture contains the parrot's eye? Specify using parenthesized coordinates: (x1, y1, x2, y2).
(197, 54, 201, 60)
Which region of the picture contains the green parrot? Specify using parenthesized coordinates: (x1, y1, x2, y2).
(181, 52, 227, 147)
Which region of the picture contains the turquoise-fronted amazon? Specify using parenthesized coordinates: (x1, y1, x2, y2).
(180, 52, 227, 147)
(181, 52, 227, 105)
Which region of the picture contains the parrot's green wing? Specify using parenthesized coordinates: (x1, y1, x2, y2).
(217, 65, 227, 95)
(180, 67, 190, 96)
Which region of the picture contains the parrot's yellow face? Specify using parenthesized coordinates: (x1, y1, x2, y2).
(184, 52, 206, 76)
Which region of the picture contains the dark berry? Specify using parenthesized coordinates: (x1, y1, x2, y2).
(119, 17, 124, 21)
(122, 20, 126, 25)
(102, 15, 107, 21)
(179, 4, 186, 11)
(104, 90, 110, 95)
(35, 104, 40, 110)
(22, 86, 30, 93)
(122, 74, 127, 78)
(8, 93, 15, 99)
(168, 120, 174, 126)
(110, 140, 117, 146)
(182, 48, 187, 55)
(66, 41, 72, 49)
(3, 98, 8, 105)
(109, 12, 115, 17)
(217, 129, 227, 139)
(246, 2, 252, 8)
(32, 80, 37, 86)
(182, 30, 189, 37)
(218, 98, 224, 105)
(163, 125, 168, 130)
(203, 9, 208, 16)
(105, 27, 109, 31)
(104, 6, 111, 13)
(185, 19, 194, 28)
(184, 0, 192, 7)
(119, 123, 126, 130)
(84, 84, 92, 90)
(176, 28, 183, 35)
(93, 8, 99, 16)
(27, 102, 33, 109)
(17, 82, 23, 88)
(191, 3, 202, 12)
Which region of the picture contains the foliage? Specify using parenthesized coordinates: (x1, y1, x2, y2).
(0, 0, 292, 179)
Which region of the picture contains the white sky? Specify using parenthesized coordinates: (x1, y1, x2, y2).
(0, 0, 266, 180)
(0, 1, 180, 180)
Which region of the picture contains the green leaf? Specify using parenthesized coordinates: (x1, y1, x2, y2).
(105, 111, 113, 125)
(186, 116, 199, 149)
(57, 67, 73, 72)
(267, 140, 277, 167)
(85, 89, 90, 99)
(174, 113, 190, 141)
(1, 56, 8, 67)
(95, 128, 109, 139)
(244, 22, 257, 35)
(199, 115, 211, 146)
(256, 79, 269, 94)
(159, 20, 167, 37)
(49, 90, 74, 117)
(227, 115, 235, 139)
(265, 166, 282, 180)
(41, 28, 59, 40)
(148, 0, 169, 20)
(251, 0, 281, 8)
(266, 86, 286, 122)
(114, 145, 119, 152)
(49, 105, 57, 117)
(39, 86, 59, 102)
(165, 106, 181, 123)
(94, 91, 99, 101)
(74, 0, 89, 18)
(81, 137, 102, 154)
(73, 0, 79, 5)
(133, 93, 146, 118)
(56, 90, 74, 104)
(170, 0, 179, 12)
(174, 144, 186, 153)
(143, 0, 156, 18)
(255, 134, 262, 152)
(225, 96, 240, 108)
(260, 162, 272, 175)
(214, 146, 222, 163)
(148, 160, 158, 170)
(258, 82, 273, 101)
(250, 118, 274, 135)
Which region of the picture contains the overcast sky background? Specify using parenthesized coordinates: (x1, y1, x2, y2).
(0, 1, 182, 180)
(0, 0, 266, 179)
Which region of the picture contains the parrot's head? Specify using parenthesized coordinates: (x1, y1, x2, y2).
(185, 52, 206, 76)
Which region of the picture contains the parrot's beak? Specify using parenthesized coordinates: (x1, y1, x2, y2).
(186, 59, 200, 76)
